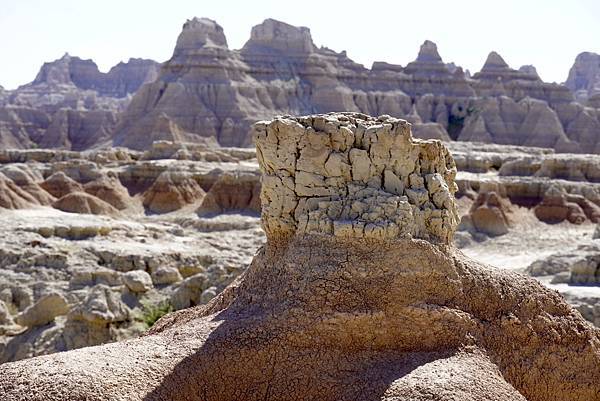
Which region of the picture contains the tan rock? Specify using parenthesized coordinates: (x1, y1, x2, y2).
(0, 174, 37, 209)
(1, 113, 600, 401)
(254, 113, 459, 243)
(15, 293, 69, 328)
(143, 171, 205, 213)
(534, 185, 586, 224)
(467, 191, 514, 236)
(122, 271, 153, 293)
(40, 171, 83, 198)
(151, 267, 182, 286)
(197, 172, 261, 216)
(83, 173, 132, 210)
(67, 285, 129, 325)
(53, 192, 120, 216)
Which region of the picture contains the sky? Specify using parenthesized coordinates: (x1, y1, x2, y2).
(0, 0, 599, 90)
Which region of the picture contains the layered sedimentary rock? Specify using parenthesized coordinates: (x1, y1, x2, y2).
(143, 171, 205, 213)
(2, 17, 600, 153)
(0, 54, 159, 150)
(53, 192, 121, 216)
(112, 17, 600, 153)
(2, 113, 600, 400)
(566, 52, 600, 104)
(254, 113, 459, 243)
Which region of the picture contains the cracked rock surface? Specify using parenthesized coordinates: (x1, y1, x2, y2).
(255, 113, 459, 243)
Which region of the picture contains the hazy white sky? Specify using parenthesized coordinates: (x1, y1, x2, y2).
(1, 0, 598, 89)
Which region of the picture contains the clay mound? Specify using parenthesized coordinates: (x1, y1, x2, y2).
(0, 165, 55, 205)
(52, 192, 120, 217)
(197, 172, 260, 216)
(534, 185, 586, 224)
(143, 171, 205, 214)
(83, 173, 132, 210)
(0, 174, 37, 209)
(1, 113, 599, 401)
(40, 171, 83, 198)
(467, 190, 514, 236)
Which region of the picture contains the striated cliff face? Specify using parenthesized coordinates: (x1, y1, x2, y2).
(28, 53, 160, 98)
(1, 17, 599, 153)
(112, 17, 600, 153)
(0, 54, 159, 150)
(565, 52, 600, 106)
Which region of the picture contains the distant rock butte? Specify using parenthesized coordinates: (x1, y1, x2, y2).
(113, 18, 600, 153)
(565, 51, 600, 104)
(0, 55, 160, 150)
(1, 17, 600, 154)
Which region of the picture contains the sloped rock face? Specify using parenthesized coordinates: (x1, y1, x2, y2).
(2, 113, 599, 401)
(83, 173, 132, 210)
(566, 52, 600, 103)
(196, 172, 260, 216)
(464, 190, 514, 237)
(2, 17, 600, 153)
(0, 54, 159, 150)
(534, 185, 586, 224)
(53, 192, 121, 217)
(143, 170, 206, 214)
(40, 171, 83, 198)
(113, 17, 600, 153)
(28, 53, 160, 99)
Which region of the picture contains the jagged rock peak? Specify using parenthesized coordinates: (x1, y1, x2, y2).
(416, 40, 443, 63)
(565, 51, 600, 98)
(242, 18, 315, 54)
(253, 112, 459, 244)
(173, 17, 228, 56)
(482, 51, 510, 70)
(31, 53, 79, 86)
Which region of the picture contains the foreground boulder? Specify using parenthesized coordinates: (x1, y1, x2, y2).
(0, 113, 599, 401)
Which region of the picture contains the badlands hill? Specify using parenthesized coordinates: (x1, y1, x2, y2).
(1, 113, 600, 400)
(1, 17, 600, 152)
(111, 17, 600, 152)
(566, 52, 600, 106)
(0, 54, 159, 150)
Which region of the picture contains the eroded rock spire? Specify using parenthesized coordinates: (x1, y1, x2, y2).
(254, 112, 459, 243)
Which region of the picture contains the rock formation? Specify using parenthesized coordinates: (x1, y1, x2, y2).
(53, 192, 121, 216)
(40, 171, 83, 198)
(566, 52, 600, 103)
(111, 17, 600, 153)
(1, 113, 599, 400)
(463, 188, 514, 236)
(83, 172, 132, 210)
(0, 54, 159, 150)
(143, 171, 206, 214)
(2, 17, 600, 153)
(196, 172, 261, 216)
(534, 185, 586, 224)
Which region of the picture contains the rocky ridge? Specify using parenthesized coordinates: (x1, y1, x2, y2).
(0, 54, 159, 150)
(566, 51, 600, 106)
(1, 18, 599, 153)
(113, 17, 600, 154)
